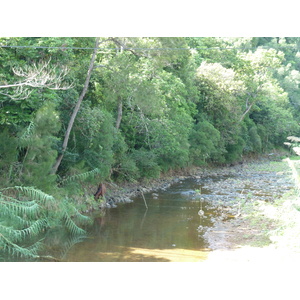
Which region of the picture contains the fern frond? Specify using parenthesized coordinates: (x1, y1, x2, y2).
(62, 168, 101, 184)
(1, 186, 55, 205)
(72, 207, 93, 226)
(0, 185, 91, 261)
(0, 197, 40, 219)
(0, 219, 47, 243)
(19, 121, 35, 141)
(0, 224, 25, 243)
(0, 234, 40, 259)
(60, 198, 92, 226)
(22, 218, 48, 237)
(26, 239, 45, 256)
(59, 235, 86, 260)
(0, 209, 32, 228)
(0, 193, 37, 206)
(64, 213, 86, 236)
(14, 186, 54, 203)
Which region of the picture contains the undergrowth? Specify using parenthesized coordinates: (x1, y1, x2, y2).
(0, 186, 93, 261)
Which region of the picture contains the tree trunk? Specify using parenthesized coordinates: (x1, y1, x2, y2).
(51, 37, 100, 174)
(239, 101, 255, 123)
(116, 97, 123, 130)
(238, 93, 258, 123)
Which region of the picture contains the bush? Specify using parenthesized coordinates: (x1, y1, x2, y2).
(18, 102, 61, 192)
(130, 148, 161, 179)
(224, 136, 245, 163)
(60, 107, 115, 182)
(189, 120, 221, 165)
(248, 126, 262, 152)
(148, 115, 192, 171)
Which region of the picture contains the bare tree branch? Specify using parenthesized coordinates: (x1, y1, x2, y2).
(0, 58, 73, 100)
(0, 86, 34, 100)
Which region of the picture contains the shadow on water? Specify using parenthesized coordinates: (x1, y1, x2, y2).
(61, 178, 221, 262)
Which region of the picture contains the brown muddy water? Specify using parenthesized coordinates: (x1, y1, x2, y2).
(61, 178, 222, 262)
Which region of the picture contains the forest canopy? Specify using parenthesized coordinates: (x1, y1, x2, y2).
(1, 37, 299, 187)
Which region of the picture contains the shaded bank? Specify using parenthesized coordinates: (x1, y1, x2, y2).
(103, 154, 292, 209)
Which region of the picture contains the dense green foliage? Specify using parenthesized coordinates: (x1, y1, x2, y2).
(0, 186, 92, 261)
(1, 37, 300, 259)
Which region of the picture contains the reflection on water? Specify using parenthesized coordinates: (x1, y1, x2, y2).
(63, 178, 214, 262)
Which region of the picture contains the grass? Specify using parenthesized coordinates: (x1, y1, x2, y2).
(269, 193, 300, 251)
(237, 186, 300, 251)
(249, 160, 288, 173)
(229, 157, 300, 250)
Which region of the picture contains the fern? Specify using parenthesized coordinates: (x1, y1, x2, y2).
(72, 207, 93, 226)
(26, 239, 44, 256)
(59, 235, 86, 260)
(63, 212, 86, 236)
(0, 224, 25, 243)
(0, 234, 41, 259)
(61, 168, 101, 184)
(22, 218, 48, 237)
(2, 186, 55, 203)
(0, 220, 46, 244)
(0, 197, 40, 219)
(0, 210, 32, 228)
(19, 121, 35, 141)
(0, 186, 92, 261)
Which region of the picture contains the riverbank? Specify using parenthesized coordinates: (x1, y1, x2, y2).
(104, 153, 300, 262)
(203, 157, 300, 263)
(102, 153, 287, 207)
(86, 149, 300, 264)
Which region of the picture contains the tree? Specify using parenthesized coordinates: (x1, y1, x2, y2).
(189, 120, 221, 165)
(17, 102, 61, 192)
(96, 38, 169, 130)
(51, 37, 100, 174)
(195, 63, 242, 148)
(236, 48, 285, 122)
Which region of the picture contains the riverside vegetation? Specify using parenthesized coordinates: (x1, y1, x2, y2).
(1, 37, 300, 261)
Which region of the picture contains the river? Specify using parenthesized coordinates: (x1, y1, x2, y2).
(62, 178, 215, 262)
(47, 160, 294, 262)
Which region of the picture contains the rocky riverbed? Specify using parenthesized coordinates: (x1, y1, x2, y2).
(103, 156, 298, 256)
(105, 157, 294, 210)
(200, 159, 298, 254)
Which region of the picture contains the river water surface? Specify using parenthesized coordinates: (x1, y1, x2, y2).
(58, 161, 293, 262)
(62, 178, 219, 262)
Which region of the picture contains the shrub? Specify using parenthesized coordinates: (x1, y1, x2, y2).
(130, 148, 161, 179)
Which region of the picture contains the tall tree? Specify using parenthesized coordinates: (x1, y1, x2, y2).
(51, 37, 100, 174)
(237, 48, 285, 122)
